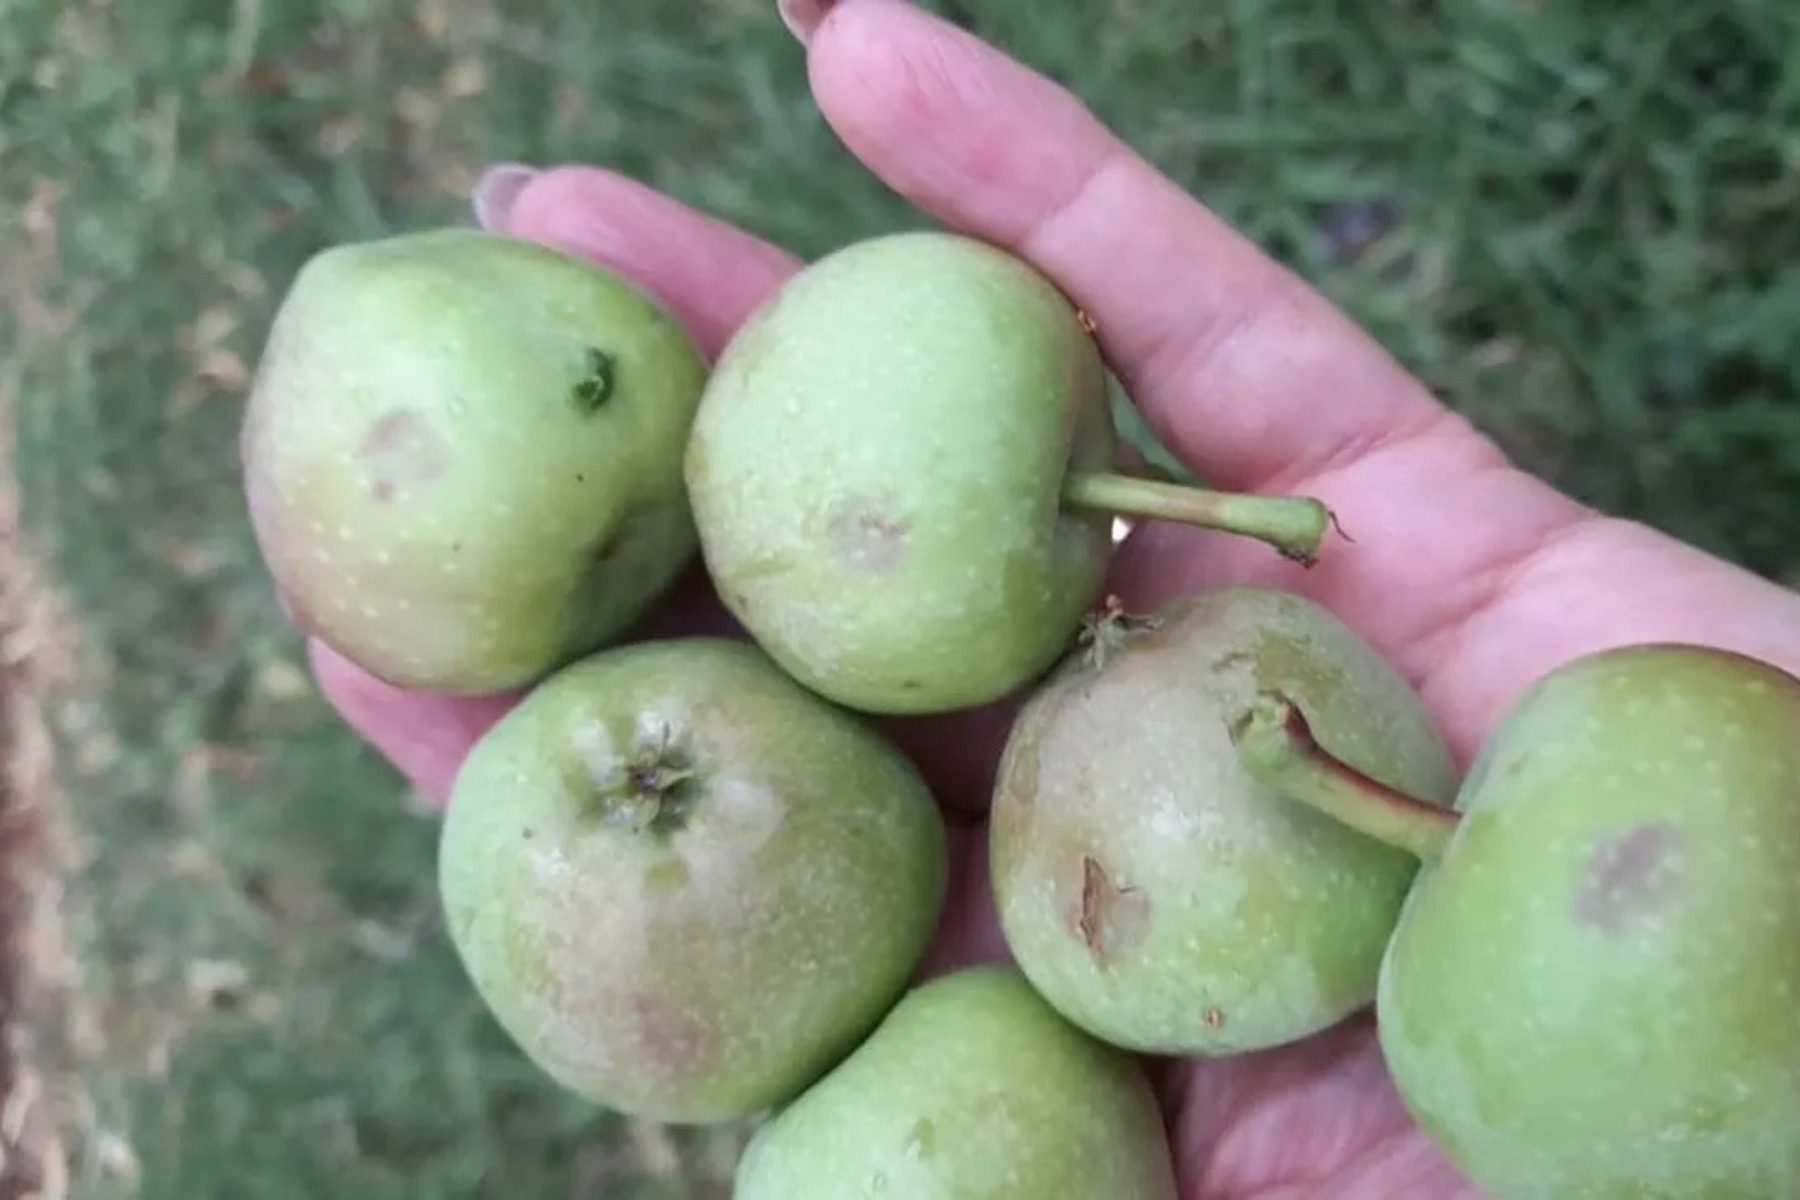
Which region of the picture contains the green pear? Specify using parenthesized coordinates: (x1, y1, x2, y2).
(242, 228, 708, 693)
(988, 585, 1456, 1056)
(684, 230, 1331, 715)
(437, 638, 947, 1123)
(733, 967, 1179, 1199)
(1234, 643, 1800, 1199)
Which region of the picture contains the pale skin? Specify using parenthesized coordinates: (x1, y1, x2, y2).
(306, 2, 1800, 1196)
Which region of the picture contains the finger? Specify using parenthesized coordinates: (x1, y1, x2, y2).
(1165, 1018, 1479, 1199)
(915, 815, 1010, 980)
(803, 0, 1463, 495)
(308, 167, 802, 798)
(505, 166, 802, 359)
(309, 639, 517, 805)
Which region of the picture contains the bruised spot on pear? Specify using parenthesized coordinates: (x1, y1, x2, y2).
(358, 408, 445, 502)
(1070, 856, 1151, 967)
(828, 505, 910, 573)
(630, 993, 714, 1084)
(1574, 821, 1686, 936)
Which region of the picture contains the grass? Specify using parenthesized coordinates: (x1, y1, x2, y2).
(4, 0, 1799, 1195)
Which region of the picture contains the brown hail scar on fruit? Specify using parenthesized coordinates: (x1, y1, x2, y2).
(358, 408, 445, 502)
(1202, 1007, 1225, 1031)
(1573, 822, 1687, 936)
(828, 506, 910, 572)
(1071, 855, 1151, 966)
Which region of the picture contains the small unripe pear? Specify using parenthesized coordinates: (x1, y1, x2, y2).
(1235, 643, 1800, 1199)
(438, 639, 947, 1123)
(242, 229, 707, 693)
(734, 967, 1179, 1199)
(990, 586, 1455, 1055)
(685, 231, 1331, 716)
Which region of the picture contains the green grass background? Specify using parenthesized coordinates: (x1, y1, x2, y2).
(5, 0, 1799, 1195)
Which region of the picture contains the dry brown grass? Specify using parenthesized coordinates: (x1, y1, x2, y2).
(0, 152, 100, 1193)
(0, 376, 83, 1198)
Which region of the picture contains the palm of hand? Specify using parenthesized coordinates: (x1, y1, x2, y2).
(306, 4, 1800, 1197)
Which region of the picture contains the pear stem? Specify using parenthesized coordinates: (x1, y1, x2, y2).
(1231, 691, 1458, 862)
(1062, 471, 1333, 565)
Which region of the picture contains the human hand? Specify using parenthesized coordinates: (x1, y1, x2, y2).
(306, 2, 1800, 1195)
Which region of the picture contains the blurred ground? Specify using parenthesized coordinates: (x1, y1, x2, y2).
(2, 0, 1798, 1196)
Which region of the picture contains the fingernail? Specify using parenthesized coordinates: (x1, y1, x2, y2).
(470, 162, 540, 231)
(778, 0, 836, 44)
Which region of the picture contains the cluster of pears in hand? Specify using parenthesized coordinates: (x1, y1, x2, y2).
(241, 224, 1800, 1199)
